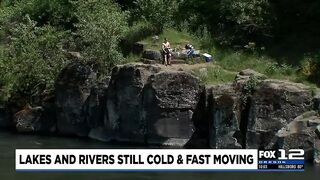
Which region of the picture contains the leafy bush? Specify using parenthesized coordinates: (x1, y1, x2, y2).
(0, 0, 75, 36)
(121, 21, 157, 55)
(264, 63, 295, 77)
(124, 21, 157, 44)
(178, 0, 274, 47)
(241, 75, 259, 105)
(75, 0, 128, 72)
(218, 0, 274, 46)
(264, 63, 278, 75)
(132, 0, 180, 32)
(0, 0, 129, 103)
(301, 53, 320, 85)
(0, 16, 68, 103)
(27, 0, 76, 29)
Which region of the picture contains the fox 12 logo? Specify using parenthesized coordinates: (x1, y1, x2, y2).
(258, 149, 304, 171)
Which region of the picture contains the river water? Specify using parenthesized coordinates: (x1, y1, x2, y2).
(0, 131, 319, 180)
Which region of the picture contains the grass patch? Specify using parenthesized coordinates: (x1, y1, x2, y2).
(214, 50, 272, 73)
(123, 53, 141, 64)
(211, 49, 317, 87)
(140, 28, 201, 51)
(192, 65, 236, 85)
(137, 28, 319, 88)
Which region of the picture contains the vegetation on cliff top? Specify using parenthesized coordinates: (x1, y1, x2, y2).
(0, 0, 127, 103)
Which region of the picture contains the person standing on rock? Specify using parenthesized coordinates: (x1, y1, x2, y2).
(162, 38, 172, 66)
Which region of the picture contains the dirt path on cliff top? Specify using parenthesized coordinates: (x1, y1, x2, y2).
(153, 62, 237, 75)
(132, 62, 237, 76)
(152, 63, 213, 73)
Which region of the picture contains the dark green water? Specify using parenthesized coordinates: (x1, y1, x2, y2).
(0, 131, 319, 180)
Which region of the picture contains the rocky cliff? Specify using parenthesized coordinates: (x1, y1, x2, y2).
(2, 62, 320, 163)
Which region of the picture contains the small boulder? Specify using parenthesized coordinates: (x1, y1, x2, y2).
(142, 49, 162, 61)
(234, 69, 266, 90)
(239, 69, 267, 78)
(275, 111, 320, 161)
(133, 42, 144, 55)
(14, 104, 44, 133)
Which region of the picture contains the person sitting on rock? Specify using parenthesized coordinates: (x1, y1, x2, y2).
(185, 43, 194, 58)
(162, 38, 172, 66)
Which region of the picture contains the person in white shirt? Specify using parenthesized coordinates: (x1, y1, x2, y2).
(162, 38, 171, 66)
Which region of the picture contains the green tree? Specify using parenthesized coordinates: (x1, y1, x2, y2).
(132, 0, 181, 32)
(75, 0, 128, 72)
(0, 0, 129, 102)
(0, 16, 68, 102)
(179, 0, 274, 47)
(0, 0, 76, 31)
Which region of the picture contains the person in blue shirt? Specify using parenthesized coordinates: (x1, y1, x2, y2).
(185, 44, 194, 58)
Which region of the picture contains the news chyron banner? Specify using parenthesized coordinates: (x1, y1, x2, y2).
(16, 149, 304, 172)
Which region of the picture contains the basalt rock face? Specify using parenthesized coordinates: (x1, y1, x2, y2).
(55, 61, 97, 136)
(246, 80, 313, 149)
(208, 84, 242, 149)
(105, 64, 202, 146)
(0, 106, 11, 128)
(7, 63, 320, 163)
(86, 79, 110, 141)
(103, 67, 318, 150)
(314, 93, 320, 112)
(85, 80, 110, 129)
(315, 125, 320, 164)
(207, 71, 319, 162)
(106, 64, 161, 143)
(53, 63, 203, 145)
(144, 71, 202, 146)
(315, 136, 320, 164)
